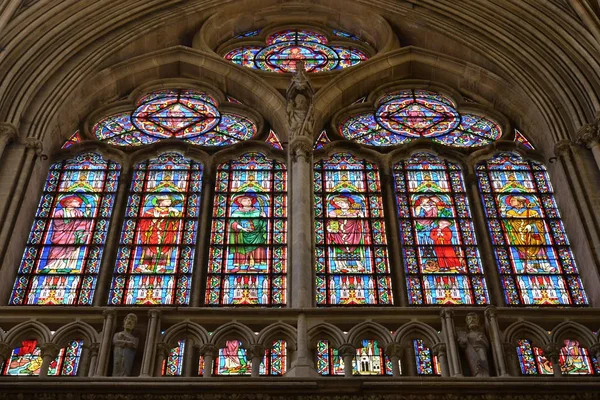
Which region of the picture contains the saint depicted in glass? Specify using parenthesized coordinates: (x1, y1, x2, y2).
(206, 153, 287, 306)
(2, 339, 83, 376)
(10, 153, 120, 305)
(199, 340, 287, 376)
(394, 153, 489, 305)
(315, 153, 393, 305)
(477, 153, 588, 305)
(109, 152, 202, 305)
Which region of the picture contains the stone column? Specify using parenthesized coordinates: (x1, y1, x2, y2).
(338, 344, 356, 378)
(379, 166, 408, 306)
(191, 167, 215, 307)
(199, 344, 218, 378)
(575, 120, 600, 171)
(0, 0, 20, 37)
(140, 310, 161, 377)
(484, 306, 509, 376)
(543, 342, 563, 378)
(0, 123, 17, 163)
(465, 172, 504, 306)
(95, 309, 117, 376)
(0, 342, 13, 366)
(83, 343, 99, 377)
(432, 343, 450, 377)
(384, 343, 403, 377)
(249, 344, 266, 377)
(182, 339, 196, 377)
(154, 343, 170, 377)
(39, 343, 60, 378)
(440, 310, 462, 377)
(285, 313, 318, 377)
(590, 344, 600, 367)
(93, 165, 131, 306)
(502, 342, 521, 377)
(288, 136, 314, 308)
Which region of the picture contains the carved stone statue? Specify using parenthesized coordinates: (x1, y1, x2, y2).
(112, 313, 139, 376)
(457, 313, 490, 377)
(286, 61, 314, 139)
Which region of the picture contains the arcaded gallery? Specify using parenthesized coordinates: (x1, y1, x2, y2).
(0, 1, 599, 399)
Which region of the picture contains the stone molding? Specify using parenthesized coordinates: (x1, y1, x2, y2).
(575, 114, 600, 148)
(0, 122, 17, 143)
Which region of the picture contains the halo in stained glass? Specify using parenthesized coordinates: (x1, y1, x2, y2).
(341, 89, 502, 148)
(225, 29, 369, 73)
(93, 89, 257, 147)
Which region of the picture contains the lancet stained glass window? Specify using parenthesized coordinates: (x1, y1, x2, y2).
(413, 339, 440, 375)
(10, 153, 120, 305)
(206, 153, 287, 306)
(516, 339, 600, 375)
(514, 129, 535, 150)
(477, 153, 588, 305)
(224, 29, 368, 73)
(93, 89, 256, 147)
(341, 90, 502, 148)
(199, 340, 287, 376)
(2, 339, 83, 376)
(316, 340, 394, 375)
(315, 153, 393, 305)
(109, 152, 202, 305)
(516, 339, 553, 375)
(394, 153, 489, 305)
(162, 340, 185, 376)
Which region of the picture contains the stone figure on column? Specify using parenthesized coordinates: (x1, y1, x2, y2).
(286, 60, 315, 141)
(112, 313, 139, 376)
(457, 313, 490, 377)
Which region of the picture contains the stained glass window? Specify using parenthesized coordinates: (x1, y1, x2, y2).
(61, 131, 82, 149)
(413, 339, 440, 375)
(394, 153, 489, 305)
(235, 29, 261, 39)
(341, 89, 502, 148)
(316, 340, 394, 376)
(206, 153, 287, 306)
(315, 153, 393, 305)
(477, 153, 588, 305)
(224, 29, 368, 73)
(516, 339, 553, 375)
(93, 89, 256, 147)
(109, 152, 202, 305)
(265, 130, 283, 150)
(162, 340, 185, 376)
(199, 340, 287, 376)
(314, 130, 330, 150)
(514, 129, 535, 150)
(10, 153, 120, 305)
(2, 339, 83, 376)
(559, 339, 598, 375)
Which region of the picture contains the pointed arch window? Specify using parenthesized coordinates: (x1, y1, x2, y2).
(10, 153, 120, 305)
(393, 153, 489, 305)
(316, 340, 394, 375)
(314, 153, 393, 305)
(477, 153, 588, 305)
(198, 340, 287, 376)
(109, 152, 203, 305)
(206, 153, 287, 306)
(2, 339, 83, 376)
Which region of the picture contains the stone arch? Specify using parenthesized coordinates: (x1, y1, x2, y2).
(4, 320, 52, 348)
(161, 321, 209, 349)
(51, 321, 100, 349)
(307, 323, 345, 349)
(212, 141, 287, 167)
(503, 320, 551, 349)
(257, 323, 297, 351)
(209, 322, 256, 349)
(393, 321, 441, 350)
(550, 321, 597, 349)
(346, 321, 393, 348)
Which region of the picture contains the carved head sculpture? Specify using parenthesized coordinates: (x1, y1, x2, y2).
(466, 312, 481, 331)
(295, 94, 308, 110)
(123, 313, 138, 332)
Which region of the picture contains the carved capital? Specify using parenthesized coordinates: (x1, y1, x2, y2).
(553, 139, 572, 159)
(0, 122, 18, 144)
(542, 342, 562, 360)
(40, 343, 60, 358)
(148, 310, 161, 319)
(198, 344, 219, 357)
(484, 305, 498, 319)
(589, 343, 600, 358)
(88, 342, 100, 356)
(156, 342, 171, 358)
(248, 344, 266, 360)
(24, 137, 44, 156)
(575, 121, 600, 149)
(338, 344, 357, 358)
(440, 309, 454, 319)
(289, 136, 313, 162)
(432, 342, 447, 357)
(102, 309, 117, 319)
(0, 341, 13, 360)
(384, 342, 403, 358)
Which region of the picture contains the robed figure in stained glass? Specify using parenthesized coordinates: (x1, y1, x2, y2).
(326, 193, 367, 273)
(43, 194, 94, 273)
(499, 194, 553, 273)
(429, 219, 464, 272)
(229, 193, 268, 272)
(135, 194, 183, 273)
